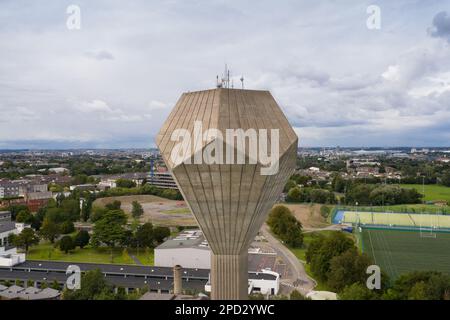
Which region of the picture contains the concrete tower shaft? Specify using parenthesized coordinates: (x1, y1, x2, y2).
(156, 88, 298, 299)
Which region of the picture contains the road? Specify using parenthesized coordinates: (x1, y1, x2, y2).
(259, 224, 317, 295)
(303, 224, 342, 233)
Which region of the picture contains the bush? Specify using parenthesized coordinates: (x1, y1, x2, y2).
(116, 179, 137, 188)
(60, 221, 75, 234)
(74, 230, 90, 248)
(153, 226, 170, 244)
(320, 206, 331, 218)
(59, 235, 76, 253)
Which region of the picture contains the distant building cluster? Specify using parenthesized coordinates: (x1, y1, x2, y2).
(0, 178, 54, 211)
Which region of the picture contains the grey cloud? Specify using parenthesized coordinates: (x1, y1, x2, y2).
(1, 1, 450, 148)
(430, 11, 450, 41)
(84, 50, 115, 60)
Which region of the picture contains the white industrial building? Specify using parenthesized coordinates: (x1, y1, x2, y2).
(154, 230, 211, 269)
(155, 230, 280, 295)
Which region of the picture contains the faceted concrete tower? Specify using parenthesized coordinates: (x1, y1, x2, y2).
(156, 88, 298, 299)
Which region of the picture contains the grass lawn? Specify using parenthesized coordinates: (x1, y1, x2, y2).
(162, 208, 191, 214)
(27, 242, 154, 266)
(360, 228, 450, 279)
(400, 184, 450, 203)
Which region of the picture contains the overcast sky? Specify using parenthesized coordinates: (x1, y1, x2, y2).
(1, 0, 450, 149)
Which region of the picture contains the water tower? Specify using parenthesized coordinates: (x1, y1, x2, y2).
(156, 87, 298, 299)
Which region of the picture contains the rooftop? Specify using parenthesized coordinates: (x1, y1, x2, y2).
(156, 230, 209, 250)
(0, 285, 60, 300)
(0, 221, 16, 234)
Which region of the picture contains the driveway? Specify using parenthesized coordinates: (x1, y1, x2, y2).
(259, 224, 317, 295)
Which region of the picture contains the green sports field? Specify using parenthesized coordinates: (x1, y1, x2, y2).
(400, 184, 450, 203)
(342, 211, 450, 228)
(360, 228, 450, 279)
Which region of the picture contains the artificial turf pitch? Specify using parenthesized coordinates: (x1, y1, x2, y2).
(360, 228, 450, 279)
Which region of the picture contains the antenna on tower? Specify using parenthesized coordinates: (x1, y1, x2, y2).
(216, 75, 221, 88)
(240, 76, 244, 89)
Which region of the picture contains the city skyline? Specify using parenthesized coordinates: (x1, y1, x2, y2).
(1, 1, 450, 149)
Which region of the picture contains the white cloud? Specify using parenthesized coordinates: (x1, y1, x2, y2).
(382, 65, 400, 82)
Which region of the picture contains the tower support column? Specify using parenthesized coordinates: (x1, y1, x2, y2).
(210, 253, 248, 300)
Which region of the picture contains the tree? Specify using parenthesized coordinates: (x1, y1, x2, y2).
(332, 174, 346, 193)
(90, 206, 108, 222)
(383, 271, 450, 300)
(284, 179, 297, 193)
(40, 217, 61, 243)
(135, 222, 154, 248)
(286, 186, 307, 202)
(81, 197, 93, 222)
(91, 210, 128, 259)
(7, 204, 29, 220)
(131, 201, 144, 219)
(105, 200, 122, 211)
(320, 205, 331, 218)
(161, 189, 182, 200)
(10, 228, 39, 252)
(74, 230, 90, 248)
(32, 207, 46, 230)
(63, 269, 115, 300)
(267, 205, 303, 248)
(441, 171, 450, 187)
(327, 249, 372, 292)
(153, 226, 170, 244)
(116, 179, 136, 188)
(59, 235, 75, 253)
(60, 199, 81, 222)
(307, 231, 354, 282)
(338, 283, 379, 300)
(290, 289, 309, 300)
(60, 221, 75, 234)
(15, 210, 34, 224)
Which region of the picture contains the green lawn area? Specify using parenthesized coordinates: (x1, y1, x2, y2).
(360, 228, 450, 279)
(161, 208, 191, 214)
(27, 242, 154, 266)
(400, 184, 450, 203)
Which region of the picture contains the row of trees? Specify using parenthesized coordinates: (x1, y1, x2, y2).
(342, 184, 423, 206)
(284, 174, 424, 206)
(267, 206, 303, 248)
(305, 231, 450, 300)
(287, 186, 337, 204)
(340, 271, 450, 300)
(90, 202, 170, 252)
(305, 231, 374, 292)
(95, 183, 182, 201)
